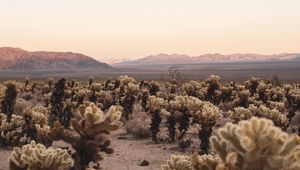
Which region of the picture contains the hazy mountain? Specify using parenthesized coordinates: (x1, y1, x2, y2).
(0, 47, 112, 71)
(114, 53, 300, 66)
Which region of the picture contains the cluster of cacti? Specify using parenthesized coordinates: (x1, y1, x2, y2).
(0, 105, 52, 147)
(0, 113, 24, 146)
(48, 102, 123, 169)
(23, 106, 51, 145)
(162, 117, 300, 170)
(210, 117, 300, 169)
(0, 75, 299, 169)
(161, 155, 193, 170)
(9, 140, 73, 170)
(227, 104, 289, 128)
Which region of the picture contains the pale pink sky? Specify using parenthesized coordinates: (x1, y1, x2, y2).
(1, 0, 300, 63)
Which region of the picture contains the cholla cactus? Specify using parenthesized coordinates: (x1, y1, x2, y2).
(210, 117, 300, 170)
(22, 106, 51, 145)
(245, 77, 260, 96)
(147, 96, 168, 112)
(148, 81, 160, 96)
(204, 75, 221, 104)
(234, 89, 251, 107)
(169, 96, 191, 139)
(182, 81, 201, 97)
(120, 83, 139, 120)
(0, 113, 24, 146)
(227, 107, 253, 123)
(256, 105, 289, 128)
(26, 106, 49, 125)
(256, 81, 269, 103)
(227, 104, 289, 128)
(192, 101, 222, 154)
(118, 75, 136, 87)
(9, 140, 74, 170)
(288, 88, 300, 111)
(49, 78, 66, 126)
(147, 96, 168, 142)
(161, 155, 193, 170)
(24, 77, 30, 87)
(1, 82, 17, 122)
(220, 84, 234, 103)
(88, 77, 94, 87)
(269, 86, 286, 102)
(187, 97, 222, 153)
(190, 153, 222, 170)
(140, 90, 149, 111)
(48, 102, 122, 169)
(47, 78, 54, 88)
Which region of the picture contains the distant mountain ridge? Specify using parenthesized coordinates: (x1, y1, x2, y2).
(0, 47, 112, 71)
(114, 53, 300, 66)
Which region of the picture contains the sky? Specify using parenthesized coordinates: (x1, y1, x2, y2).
(1, 0, 300, 63)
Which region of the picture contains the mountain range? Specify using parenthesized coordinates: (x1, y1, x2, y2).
(1, 47, 300, 71)
(0, 47, 111, 71)
(114, 53, 300, 66)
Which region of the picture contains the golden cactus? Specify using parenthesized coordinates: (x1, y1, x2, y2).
(210, 117, 300, 170)
(48, 102, 123, 169)
(9, 140, 74, 170)
(161, 155, 193, 170)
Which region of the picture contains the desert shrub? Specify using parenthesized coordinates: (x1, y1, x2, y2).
(14, 98, 32, 115)
(125, 110, 151, 138)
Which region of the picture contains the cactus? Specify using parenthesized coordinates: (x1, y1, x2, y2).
(169, 96, 191, 139)
(148, 81, 160, 96)
(186, 96, 222, 153)
(163, 117, 300, 170)
(161, 155, 193, 170)
(0, 113, 24, 146)
(210, 117, 300, 170)
(49, 78, 66, 126)
(204, 75, 221, 104)
(147, 96, 168, 142)
(120, 83, 139, 120)
(1, 83, 17, 122)
(166, 113, 176, 142)
(48, 102, 122, 169)
(9, 140, 74, 170)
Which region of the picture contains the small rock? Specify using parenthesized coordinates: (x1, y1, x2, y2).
(139, 160, 150, 166)
(163, 147, 166, 150)
(118, 136, 127, 140)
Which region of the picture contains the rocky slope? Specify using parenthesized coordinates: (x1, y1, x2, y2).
(0, 47, 112, 71)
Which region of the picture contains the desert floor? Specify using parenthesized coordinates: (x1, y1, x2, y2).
(0, 128, 199, 170)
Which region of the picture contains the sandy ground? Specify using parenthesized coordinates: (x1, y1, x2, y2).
(1, 113, 298, 170)
(0, 128, 199, 170)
